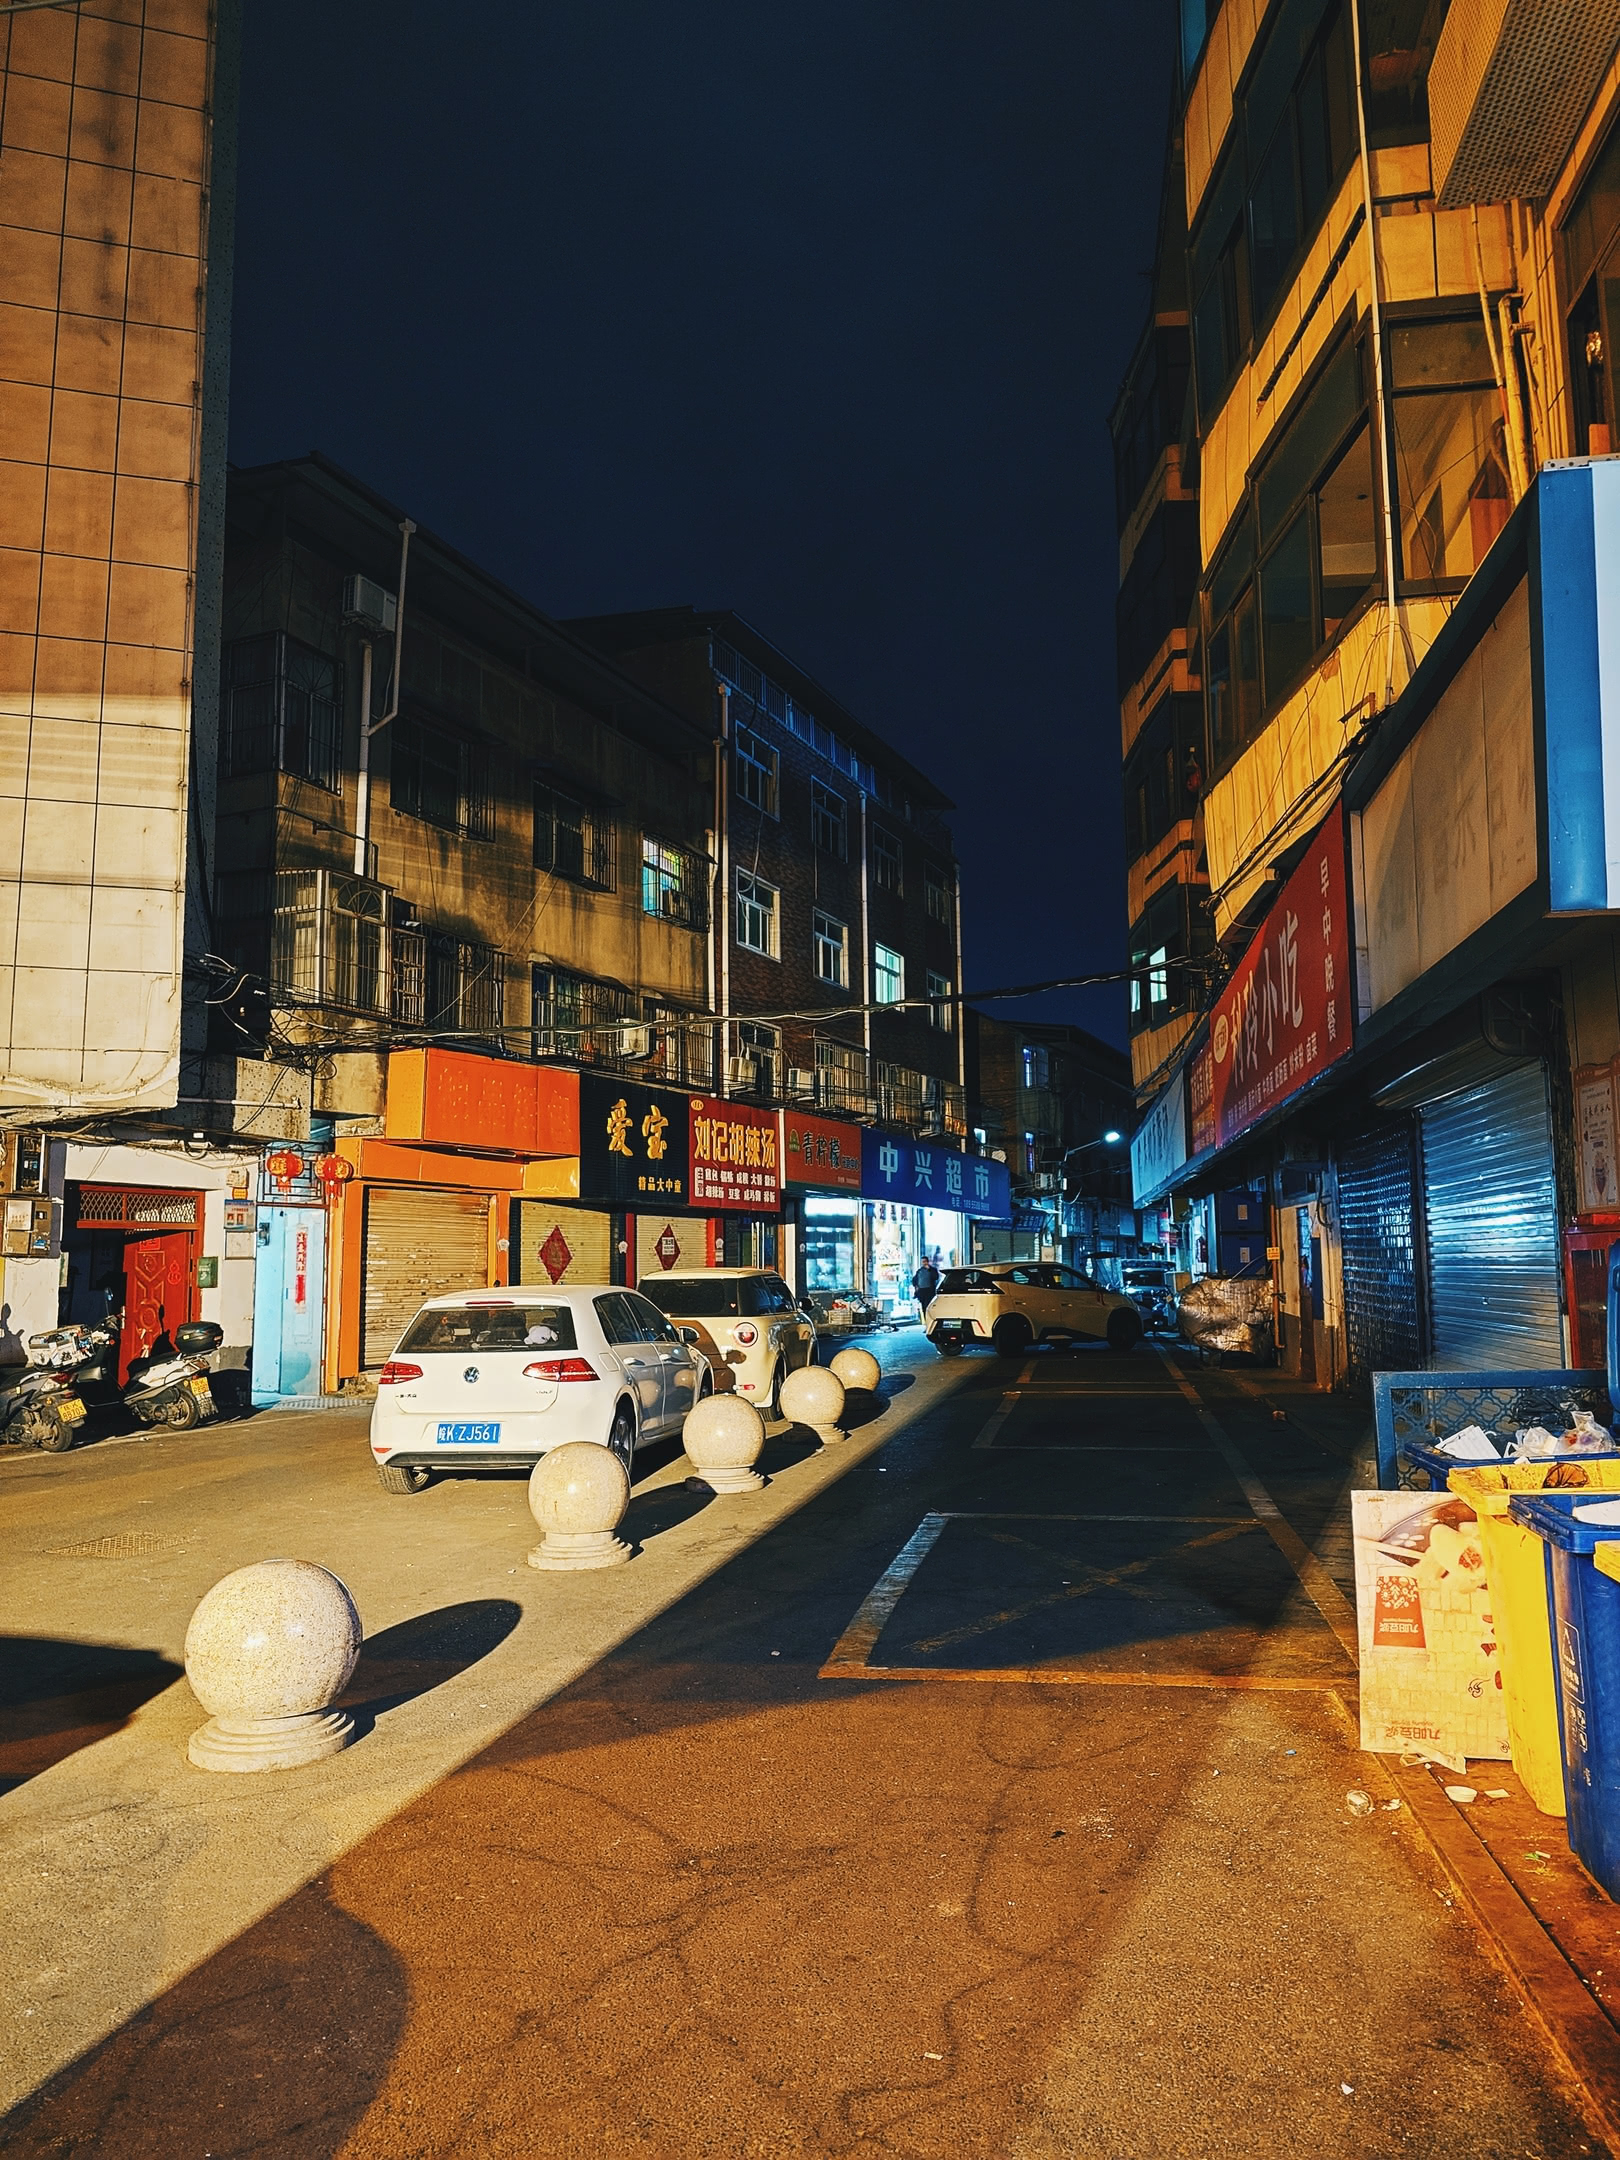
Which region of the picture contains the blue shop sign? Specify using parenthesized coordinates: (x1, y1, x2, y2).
(860, 1131, 1011, 1221)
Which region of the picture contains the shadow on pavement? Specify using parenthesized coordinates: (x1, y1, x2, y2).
(2, 1876, 407, 2159)
(339, 1598, 522, 1736)
(625, 1481, 715, 1547)
(0, 1637, 183, 1794)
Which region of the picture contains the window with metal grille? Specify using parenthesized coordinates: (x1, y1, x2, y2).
(736, 1020, 781, 1096)
(815, 1037, 868, 1112)
(422, 936, 504, 1040)
(532, 966, 638, 1064)
(813, 910, 847, 987)
(872, 826, 902, 893)
(811, 780, 846, 859)
(733, 723, 778, 817)
(270, 870, 390, 1015)
(735, 869, 777, 957)
(873, 942, 904, 1005)
(927, 970, 953, 1030)
(392, 715, 494, 837)
(222, 634, 341, 790)
(642, 837, 707, 929)
(533, 782, 614, 888)
(925, 864, 952, 924)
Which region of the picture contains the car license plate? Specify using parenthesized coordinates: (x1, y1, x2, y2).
(188, 1376, 211, 1397)
(436, 1421, 500, 1445)
(56, 1396, 85, 1423)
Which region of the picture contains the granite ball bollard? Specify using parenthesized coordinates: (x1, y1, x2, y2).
(682, 1393, 766, 1493)
(828, 1346, 882, 1395)
(528, 1442, 632, 1570)
(184, 1559, 363, 1773)
(779, 1362, 847, 1446)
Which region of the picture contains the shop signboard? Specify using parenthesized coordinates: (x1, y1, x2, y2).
(860, 1133, 1011, 1222)
(1210, 811, 1351, 1149)
(689, 1096, 781, 1212)
(1189, 1036, 1216, 1157)
(579, 1075, 691, 1208)
(1130, 1068, 1187, 1206)
(779, 1108, 863, 1191)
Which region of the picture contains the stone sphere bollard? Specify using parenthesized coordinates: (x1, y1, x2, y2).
(528, 1441, 632, 1569)
(682, 1393, 766, 1493)
(828, 1346, 882, 1395)
(185, 1559, 363, 1773)
(780, 1362, 847, 1446)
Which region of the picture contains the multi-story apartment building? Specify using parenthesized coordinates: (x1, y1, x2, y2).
(571, 609, 977, 1308)
(966, 1012, 1136, 1266)
(1111, 127, 1212, 1103)
(1128, 0, 1620, 1395)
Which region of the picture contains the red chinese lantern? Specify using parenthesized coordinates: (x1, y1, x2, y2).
(315, 1154, 354, 1188)
(264, 1150, 305, 1181)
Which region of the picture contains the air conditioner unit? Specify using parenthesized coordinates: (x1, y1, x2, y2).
(341, 574, 398, 635)
(727, 1054, 775, 1091)
(619, 1026, 653, 1058)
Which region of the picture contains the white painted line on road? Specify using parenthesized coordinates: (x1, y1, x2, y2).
(822, 1512, 950, 1669)
(968, 1358, 1035, 1448)
(1153, 1344, 1360, 1664)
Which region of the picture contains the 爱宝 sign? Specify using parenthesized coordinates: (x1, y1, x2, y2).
(579, 1076, 691, 1207)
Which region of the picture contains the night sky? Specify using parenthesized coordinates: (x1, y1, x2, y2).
(228, 3, 1177, 1048)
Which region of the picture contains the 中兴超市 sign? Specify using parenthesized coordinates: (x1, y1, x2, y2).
(1210, 809, 1351, 1148)
(689, 1098, 781, 1211)
(860, 1131, 1011, 1221)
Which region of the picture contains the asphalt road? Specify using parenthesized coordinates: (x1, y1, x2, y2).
(0, 1334, 1606, 2158)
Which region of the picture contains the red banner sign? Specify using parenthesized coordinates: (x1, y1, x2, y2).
(1210, 810, 1351, 1148)
(779, 1108, 862, 1191)
(1189, 1039, 1216, 1158)
(689, 1097, 782, 1212)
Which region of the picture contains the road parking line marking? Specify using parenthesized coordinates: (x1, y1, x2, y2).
(822, 1513, 950, 1669)
(963, 1357, 1039, 1448)
(825, 1664, 1346, 1691)
(1154, 1345, 1359, 1663)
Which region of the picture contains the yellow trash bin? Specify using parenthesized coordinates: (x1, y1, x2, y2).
(1447, 1459, 1620, 1816)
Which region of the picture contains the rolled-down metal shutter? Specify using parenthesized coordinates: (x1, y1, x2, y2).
(362, 1188, 491, 1366)
(515, 1202, 612, 1288)
(1420, 1061, 1563, 1367)
(1337, 1120, 1423, 1382)
(635, 1212, 715, 1281)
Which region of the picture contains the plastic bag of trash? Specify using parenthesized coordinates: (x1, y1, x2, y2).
(1434, 1425, 1499, 1461)
(1177, 1275, 1273, 1355)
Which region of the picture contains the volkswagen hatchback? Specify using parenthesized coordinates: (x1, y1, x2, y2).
(925, 1263, 1144, 1357)
(369, 1285, 707, 1495)
(636, 1268, 816, 1416)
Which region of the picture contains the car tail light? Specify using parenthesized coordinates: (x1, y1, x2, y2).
(523, 1357, 599, 1383)
(732, 1322, 759, 1347)
(378, 1361, 423, 1384)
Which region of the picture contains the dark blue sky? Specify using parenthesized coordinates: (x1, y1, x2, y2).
(229, 2, 1176, 1046)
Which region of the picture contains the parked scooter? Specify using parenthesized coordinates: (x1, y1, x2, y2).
(121, 1320, 225, 1429)
(0, 1323, 112, 1451)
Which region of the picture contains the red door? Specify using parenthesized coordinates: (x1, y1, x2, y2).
(119, 1231, 197, 1382)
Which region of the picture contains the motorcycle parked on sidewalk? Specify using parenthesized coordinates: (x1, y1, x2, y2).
(0, 1324, 111, 1452)
(120, 1320, 226, 1430)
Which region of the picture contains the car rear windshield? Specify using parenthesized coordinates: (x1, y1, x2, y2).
(397, 1304, 579, 1353)
(937, 1269, 1003, 1294)
(639, 1277, 741, 1318)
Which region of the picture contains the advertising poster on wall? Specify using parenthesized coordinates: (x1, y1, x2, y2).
(689, 1097, 781, 1211)
(1210, 810, 1352, 1149)
(1576, 1064, 1620, 1218)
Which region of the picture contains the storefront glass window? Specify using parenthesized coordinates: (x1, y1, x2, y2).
(803, 1195, 857, 1292)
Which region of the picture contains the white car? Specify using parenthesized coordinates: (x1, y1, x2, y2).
(924, 1262, 1145, 1357)
(636, 1268, 816, 1417)
(369, 1285, 708, 1495)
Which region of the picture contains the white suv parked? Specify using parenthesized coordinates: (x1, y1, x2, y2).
(369, 1286, 707, 1494)
(925, 1263, 1144, 1357)
(637, 1268, 816, 1417)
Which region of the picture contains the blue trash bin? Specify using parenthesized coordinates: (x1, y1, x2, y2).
(1507, 1490, 1620, 1896)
